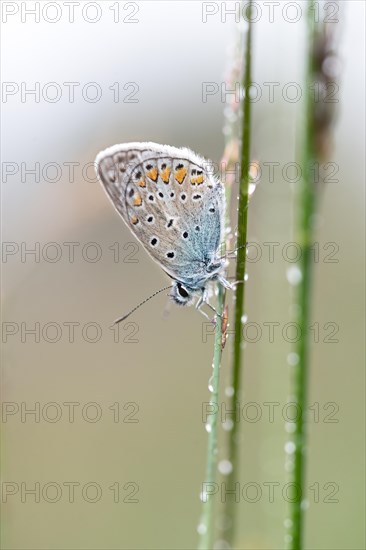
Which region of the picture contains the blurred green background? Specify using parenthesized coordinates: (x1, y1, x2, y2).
(1, 1, 364, 549)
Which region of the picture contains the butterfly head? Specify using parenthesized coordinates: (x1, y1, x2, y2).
(170, 281, 196, 306)
(170, 258, 227, 306)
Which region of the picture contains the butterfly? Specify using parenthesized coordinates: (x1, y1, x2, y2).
(95, 142, 232, 321)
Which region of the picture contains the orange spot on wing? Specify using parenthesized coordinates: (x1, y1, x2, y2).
(133, 194, 142, 207)
(175, 167, 187, 184)
(137, 178, 146, 187)
(161, 167, 171, 183)
(191, 175, 204, 185)
(130, 215, 139, 225)
(146, 168, 158, 182)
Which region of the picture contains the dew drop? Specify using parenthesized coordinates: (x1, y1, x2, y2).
(285, 441, 296, 454)
(248, 182, 256, 197)
(218, 459, 233, 475)
(226, 110, 237, 124)
(244, 273, 249, 281)
(284, 518, 293, 529)
(285, 422, 296, 433)
(301, 498, 309, 510)
(197, 523, 207, 535)
(225, 386, 234, 397)
(286, 266, 302, 285)
(241, 314, 248, 324)
(208, 375, 214, 393)
(205, 423, 212, 433)
(287, 352, 299, 366)
(222, 419, 234, 431)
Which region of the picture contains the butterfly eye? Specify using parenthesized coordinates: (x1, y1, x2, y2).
(177, 283, 189, 298)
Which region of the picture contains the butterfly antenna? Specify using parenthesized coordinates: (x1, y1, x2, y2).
(114, 285, 172, 324)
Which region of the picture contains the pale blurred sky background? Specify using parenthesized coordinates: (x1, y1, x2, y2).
(1, 1, 365, 549)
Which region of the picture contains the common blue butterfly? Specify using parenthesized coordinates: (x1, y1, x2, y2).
(95, 142, 232, 321)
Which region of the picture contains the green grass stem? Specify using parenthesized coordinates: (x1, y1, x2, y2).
(220, 2, 254, 546)
(198, 284, 224, 550)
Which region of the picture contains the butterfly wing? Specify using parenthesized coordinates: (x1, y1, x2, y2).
(95, 142, 225, 286)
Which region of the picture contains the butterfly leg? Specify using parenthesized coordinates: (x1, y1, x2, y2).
(197, 306, 216, 324)
(195, 291, 217, 324)
(204, 300, 222, 319)
(196, 297, 222, 322)
(226, 279, 245, 287)
(217, 275, 235, 290)
(195, 293, 205, 310)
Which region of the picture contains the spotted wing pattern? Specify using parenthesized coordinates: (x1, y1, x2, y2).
(96, 142, 225, 285)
